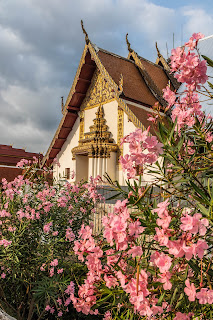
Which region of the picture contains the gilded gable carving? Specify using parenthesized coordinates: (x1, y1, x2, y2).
(72, 105, 118, 159)
(117, 107, 124, 162)
(81, 70, 115, 111)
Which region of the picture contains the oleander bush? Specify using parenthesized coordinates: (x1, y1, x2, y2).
(0, 160, 102, 320)
(70, 33, 213, 319)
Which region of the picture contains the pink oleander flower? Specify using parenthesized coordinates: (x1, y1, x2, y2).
(128, 220, 145, 238)
(40, 263, 46, 271)
(45, 305, 51, 311)
(120, 128, 163, 179)
(158, 271, 172, 290)
(180, 213, 209, 235)
(57, 268, 63, 274)
(103, 311, 112, 320)
(174, 312, 191, 320)
(128, 245, 143, 258)
(65, 227, 75, 242)
(104, 274, 118, 288)
(196, 288, 212, 304)
(50, 259, 58, 267)
(50, 307, 55, 314)
(0, 239, 12, 247)
(57, 298, 62, 305)
(152, 199, 170, 217)
(154, 227, 169, 246)
(151, 252, 172, 273)
(163, 86, 176, 108)
(184, 279, 196, 301)
(65, 281, 75, 295)
(43, 222, 52, 233)
(58, 311, 63, 317)
(1, 272, 6, 279)
(49, 267, 54, 277)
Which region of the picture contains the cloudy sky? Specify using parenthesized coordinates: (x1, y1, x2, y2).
(0, 0, 213, 154)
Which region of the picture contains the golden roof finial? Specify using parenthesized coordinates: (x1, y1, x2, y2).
(155, 42, 161, 58)
(81, 20, 90, 45)
(61, 96, 64, 113)
(126, 33, 133, 53)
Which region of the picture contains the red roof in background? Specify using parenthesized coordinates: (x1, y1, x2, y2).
(0, 144, 43, 167)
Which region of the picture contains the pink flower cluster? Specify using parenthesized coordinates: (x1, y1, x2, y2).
(163, 33, 209, 130)
(170, 33, 207, 90)
(0, 239, 12, 247)
(120, 128, 163, 178)
(72, 224, 102, 315)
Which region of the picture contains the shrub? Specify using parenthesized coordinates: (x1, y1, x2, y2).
(0, 161, 100, 320)
(70, 33, 213, 319)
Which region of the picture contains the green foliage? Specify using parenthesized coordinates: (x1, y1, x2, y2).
(0, 171, 96, 320)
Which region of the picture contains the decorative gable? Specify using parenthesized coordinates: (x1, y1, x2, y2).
(80, 69, 115, 111)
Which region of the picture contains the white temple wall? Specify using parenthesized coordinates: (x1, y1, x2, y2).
(76, 155, 88, 181)
(106, 152, 117, 181)
(53, 116, 80, 182)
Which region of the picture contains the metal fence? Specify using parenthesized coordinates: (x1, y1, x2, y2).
(92, 184, 164, 234)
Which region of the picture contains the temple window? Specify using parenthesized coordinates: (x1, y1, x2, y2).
(65, 168, 70, 180)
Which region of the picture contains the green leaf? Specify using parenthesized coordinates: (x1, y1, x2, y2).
(197, 203, 210, 218)
(157, 292, 165, 306)
(188, 260, 200, 274)
(168, 117, 178, 143)
(170, 286, 178, 306)
(175, 293, 184, 309)
(202, 55, 213, 67)
(207, 81, 213, 90)
(190, 181, 210, 204)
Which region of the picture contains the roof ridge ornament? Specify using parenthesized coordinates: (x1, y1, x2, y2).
(118, 74, 124, 95)
(155, 41, 170, 71)
(126, 33, 133, 53)
(155, 42, 161, 58)
(81, 20, 90, 44)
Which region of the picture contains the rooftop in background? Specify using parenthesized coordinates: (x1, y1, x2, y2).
(0, 144, 43, 167)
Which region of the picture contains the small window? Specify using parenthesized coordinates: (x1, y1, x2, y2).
(65, 168, 70, 179)
(136, 164, 143, 176)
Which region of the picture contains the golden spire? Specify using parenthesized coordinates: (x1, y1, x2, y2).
(126, 33, 133, 53)
(155, 42, 161, 58)
(61, 96, 64, 113)
(81, 20, 90, 44)
(155, 41, 170, 71)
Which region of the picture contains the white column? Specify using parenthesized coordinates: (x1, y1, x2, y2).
(106, 152, 116, 181)
(103, 157, 106, 178)
(93, 157, 97, 178)
(98, 158, 102, 178)
(88, 157, 94, 178)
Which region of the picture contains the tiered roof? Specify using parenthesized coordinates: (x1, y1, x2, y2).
(43, 24, 178, 166)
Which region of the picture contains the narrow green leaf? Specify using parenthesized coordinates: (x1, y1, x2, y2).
(168, 117, 178, 143)
(202, 55, 213, 67)
(197, 203, 210, 218)
(170, 287, 178, 306)
(157, 292, 165, 306)
(190, 181, 210, 204)
(207, 81, 213, 90)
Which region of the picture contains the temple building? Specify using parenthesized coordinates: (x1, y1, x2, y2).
(43, 24, 178, 185)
